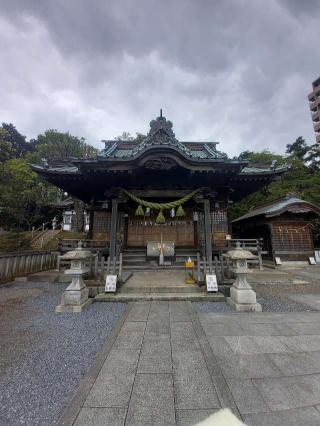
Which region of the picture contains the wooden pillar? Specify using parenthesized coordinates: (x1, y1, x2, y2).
(204, 199, 212, 261)
(110, 198, 119, 259)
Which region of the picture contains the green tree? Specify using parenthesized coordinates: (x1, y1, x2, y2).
(0, 159, 60, 230)
(0, 128, 14, 162)
(230, 149, 320, 219)
(27, 130, 99, 232)
(286, 136, 309, 160)
(1, 123, 33, 158)
(27, 130, 99, 163)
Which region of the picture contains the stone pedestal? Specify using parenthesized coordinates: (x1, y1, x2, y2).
(55, 242, 93, 313)
(225, 243, 262, 312)
(227, 280, 262, 312)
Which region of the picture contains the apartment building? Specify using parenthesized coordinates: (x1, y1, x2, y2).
(308, 76, 320, 143)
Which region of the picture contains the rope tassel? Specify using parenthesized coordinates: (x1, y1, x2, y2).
(156, 210, 166, 224)
(135, 205, 144, 216)
(176, 205, 185, 217)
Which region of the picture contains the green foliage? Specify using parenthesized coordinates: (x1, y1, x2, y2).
(0, 232, 32, 253)
(0, 159, 60, 229)
(236, 149, 285, 164)
(42, 231, 86, 251)
(27, 130, 99, 164)
(1, 123, 33, 158)
(112, 132, 147, 142)
(231, 140, 320, 220)
(286, 136, 309, 160)
(0, 128, 14, 162)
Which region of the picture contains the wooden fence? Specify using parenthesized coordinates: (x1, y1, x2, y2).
(0, 251, 58, 284)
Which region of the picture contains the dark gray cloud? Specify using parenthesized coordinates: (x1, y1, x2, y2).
(0, 0, 319, 156)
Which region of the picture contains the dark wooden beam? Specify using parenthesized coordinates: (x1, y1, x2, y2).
(110, 198, 119, 259)
(204, 199, 212, 261)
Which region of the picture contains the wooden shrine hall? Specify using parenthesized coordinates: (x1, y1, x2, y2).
(32, 111, 288, 264)
(232, 194, 320, 263)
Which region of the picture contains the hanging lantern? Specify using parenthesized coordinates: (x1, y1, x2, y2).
(135, 205, 144, 216)
(156, 210, 166, 224)
(176, 205, 185, 217)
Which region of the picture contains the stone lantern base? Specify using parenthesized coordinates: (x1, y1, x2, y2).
(55, 272, 92, 313)
(227, 279, 262, 312)
(55, 291, 92, 313)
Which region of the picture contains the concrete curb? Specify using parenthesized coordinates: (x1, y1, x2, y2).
(57, 302, 133, 426)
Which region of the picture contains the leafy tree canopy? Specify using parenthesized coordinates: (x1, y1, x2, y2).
(0, 158, 60, 229)
(27, 130, 99, 164)
(231, 138, 320, 220)
(1, 123, 33, 158)
(286, 136, 309, 160)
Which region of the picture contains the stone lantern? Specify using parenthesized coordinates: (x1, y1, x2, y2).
(55, 241, 93, 313)
(224, 242, 262, 312)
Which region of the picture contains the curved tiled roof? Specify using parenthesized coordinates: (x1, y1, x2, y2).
(233, 196, 320, 222)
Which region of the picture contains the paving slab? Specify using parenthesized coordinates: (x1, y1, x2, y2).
(113, 321, 146, 350)
(125, 373, 175, 426)
(60, 301, 320, 426)
(175, 409, 219, 426)
(217, 353, 283, 379)
(252, 374, 320, 410)
(225, 378, 269, 414)
(172, 350, 220, 409)
(84, 349, 139, 408)
(243, 406, 320, 426)
(170, 321, 201, 351)
(224, 336, 289, 355)
(279, 335, 320, 352)
(269, 351, 320, 376)
(74, 408, 127, 426)
(286, 321, 320, 335)
(126, 302, 150, 321)
(239, 322, 296, 336)
(202, 322, 245, 336)
(138, 334, 172, 373)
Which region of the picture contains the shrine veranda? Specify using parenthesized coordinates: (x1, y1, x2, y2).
(32, 112, 288, 263)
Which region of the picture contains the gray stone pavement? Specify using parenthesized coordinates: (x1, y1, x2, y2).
(59, 301, 320, 426)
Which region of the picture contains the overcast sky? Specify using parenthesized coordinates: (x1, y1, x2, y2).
(1, 0, 319, 156)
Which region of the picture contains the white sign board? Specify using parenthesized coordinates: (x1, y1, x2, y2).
(309, 257, 316, 265)
(275, 257, 282, 265)
(315, 251, 320, 264)
(105, 275, 117, 293)
(206, 274, 218, 292)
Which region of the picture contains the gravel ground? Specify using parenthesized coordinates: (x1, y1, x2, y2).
(0, 280, 125, 426)
(193, 295, 317, 313)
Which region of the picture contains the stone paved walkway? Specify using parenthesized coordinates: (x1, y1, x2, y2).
(59, 301, 320, 426)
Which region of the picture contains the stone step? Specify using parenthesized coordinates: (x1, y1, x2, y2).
(122, 265, 186, 271)
(94, 292, 225, 302)
(119, 285, 203, 294)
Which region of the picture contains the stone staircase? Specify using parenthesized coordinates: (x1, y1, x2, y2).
(95, 270, 225, 302)
(31, 230, 60, 250)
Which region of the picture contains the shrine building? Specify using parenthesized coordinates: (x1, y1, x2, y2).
(32, 112, 288, 262)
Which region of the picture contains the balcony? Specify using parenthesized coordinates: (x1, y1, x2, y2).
(310, 97, 320, 110)
(316, 134, 320, 143)
(312, 111, 320, 121)
(308, 92, 315, 102)
(314, 122, 320, 132)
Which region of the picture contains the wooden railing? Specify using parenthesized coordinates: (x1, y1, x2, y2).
(0, 251, 58, 284)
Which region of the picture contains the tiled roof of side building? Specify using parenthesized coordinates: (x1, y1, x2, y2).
(232, 196, 320, 222)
